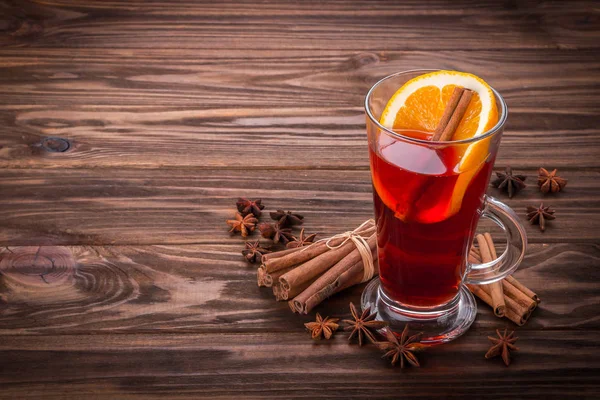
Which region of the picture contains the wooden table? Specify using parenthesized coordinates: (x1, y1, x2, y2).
(1, 1, 599, 398)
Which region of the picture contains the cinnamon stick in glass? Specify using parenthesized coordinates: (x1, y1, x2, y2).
(431, 87, 473, 141)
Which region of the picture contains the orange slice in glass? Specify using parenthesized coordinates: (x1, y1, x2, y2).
(378, 70, 499, 222)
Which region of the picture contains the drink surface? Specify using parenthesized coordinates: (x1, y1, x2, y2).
(369, 130, 494, 307)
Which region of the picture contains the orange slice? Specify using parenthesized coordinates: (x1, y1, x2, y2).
(380, 70, 498, 140)
(378, 70, 499, 222)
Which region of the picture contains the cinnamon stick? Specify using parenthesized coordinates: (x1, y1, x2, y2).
(468, 247, 481, 264)
(466, 284, 526, 326)
(262, 242, 329, 273)
(261, 246, 303, 263)
(299, 244, 378, 314)
(431, 87, 473, 141)
(332, 260, 367, 292)
(272, 284, 285, 301)
(443, 89, 473, 140)
(432, 87, 464, 141)
(279, 276, 318, 301)
(288, 260, 366, 314)
(263, 265, 295, 288)
(478, 283, 530, 319)
(262, 223, 375, 273)
(505, 275, 540, 304)
(466, 232, 540, 326)
(288, 298, 298, 313)
(471, 244, 540, 306)
(483, 233, 497, 259)
(257, 267, 267, 287)
(503, 278, 537, 312)
(279, 230, 375, 292)
(292, 235, 377, 313)
(476, 234, 505, 317)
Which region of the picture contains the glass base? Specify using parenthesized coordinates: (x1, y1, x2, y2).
(361, 278, 477, 345)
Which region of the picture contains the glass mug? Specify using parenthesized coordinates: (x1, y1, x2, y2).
(361, 70, 527, 344)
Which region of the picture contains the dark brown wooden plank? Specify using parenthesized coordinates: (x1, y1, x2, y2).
(0, 49, 598, 169)
(0, 168, 596, 246)
(2, 0, 598, 51)
(0, 242, 597, 335)
(0, 1, 597, 398)
(0, 331, 598, 399)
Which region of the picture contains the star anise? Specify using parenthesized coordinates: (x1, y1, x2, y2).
(377, 326, 426, 368)
(236, 197, 265, 217)
(270, 210, 304, 227)
(241, 240, 272, 263)
(286, 228, 317, 249)
(526, 203, 556, 232)
(304, 313, 339, 340)
(258, 222, 294, 244)
(491, 166, 527, 198)
(343, 302, 388, 346)
(485, 328, 519, 366)
(538, 168, 567, 194)
(226, 212, 258, 237)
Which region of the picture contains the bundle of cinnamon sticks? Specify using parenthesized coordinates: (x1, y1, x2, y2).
(467, 233, 540, 326)
(257, 220, 377, 314)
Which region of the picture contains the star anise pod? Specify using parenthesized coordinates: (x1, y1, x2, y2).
(491, 166, 527, 198)
(377, 326, 426, 368)
(226, 212, 258, 237)
(241, 240, 272, 263)
(236, 197, 265, 217)
(304, 313, 339, 340)
(538, 168, 567, 194)
(270, 210, 304, 227)
(485, 328, 519, 366)
(258, 222, 294, 244)
(286, 228, 317, 249)
(526, 203, 556, 232)
(343, 302, 387, 346)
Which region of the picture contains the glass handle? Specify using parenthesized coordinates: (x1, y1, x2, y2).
(465, 195, 527, 285)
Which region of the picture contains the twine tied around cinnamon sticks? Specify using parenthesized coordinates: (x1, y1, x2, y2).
(319, 219, 376, 283)
(257, 219, 378, 314)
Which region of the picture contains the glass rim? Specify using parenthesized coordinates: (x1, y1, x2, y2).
(364, 69, 508, 145)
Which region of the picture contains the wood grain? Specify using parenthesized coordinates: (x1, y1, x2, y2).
(0, 242, 597, 335)
(0, 1, 599, 398)
(0, 331, 598, 399)
(0, 49, 599, 169)
(1, 0, 598, 51)
(0, 168, 597, 246)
